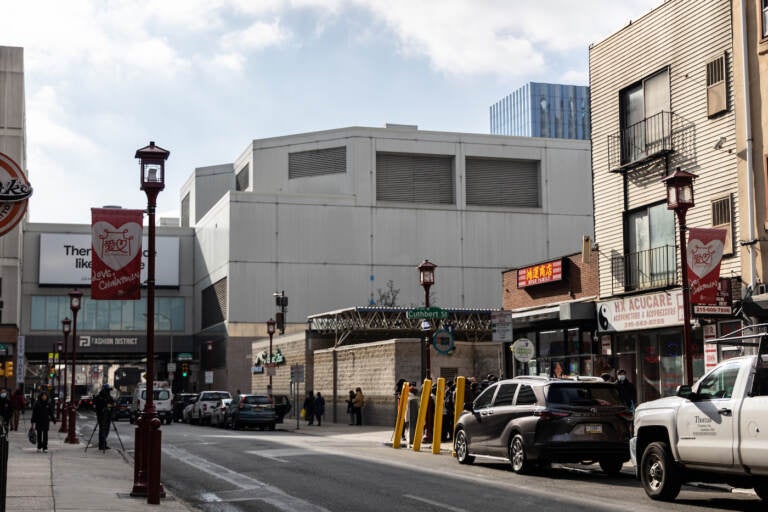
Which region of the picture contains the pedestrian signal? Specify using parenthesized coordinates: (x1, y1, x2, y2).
(4, 360, 12, 378)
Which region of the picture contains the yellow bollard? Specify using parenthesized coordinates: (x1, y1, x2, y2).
(452, 376, 466, 457)
(392, 381, 410, 449)
(432, 378, 445, 454)
(411, 378, 432, 452)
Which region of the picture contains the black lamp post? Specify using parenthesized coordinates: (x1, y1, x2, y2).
(418, 259, 437, 380)
(59, 318, 70, 433)
(65, 290, 81, 444)
(55, 341, 63, 421)
(663, 168, 697, 386)
(130, 141, 169, 504)
(266, 318, 276, 388)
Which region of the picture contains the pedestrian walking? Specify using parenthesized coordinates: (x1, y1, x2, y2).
(352, 387, 365, 426)
(93, 384, 115, 450)
(346, 390, 356, 425)
(442, 382, 455, 442)
(616, 369, 637, 410)
(303, 390, 315, 426)
(10, 386, 25, 431)
(31, 391, 55, 452)
(0, 388, 12, 432)
(314, 391, 325, 426)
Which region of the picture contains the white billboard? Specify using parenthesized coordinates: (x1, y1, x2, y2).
(39, 233, 179, 286)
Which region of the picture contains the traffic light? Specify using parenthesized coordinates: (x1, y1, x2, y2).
(275, 312, 285, 334)
(181, 362, 189, 378)
(4, 360, 13, 378)
(49, 365, 56, 379)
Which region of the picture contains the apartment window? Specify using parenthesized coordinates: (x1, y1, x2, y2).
(236, 164, 249, 191)
(626, 203, 676, 290)
(712, 195, 733, 256)
(376, 153, 455, 204)
(288, 146, 346, 179)
(706, 53, 727, 117)
(763, 0, 768, 38)
(620, 68, 671, 164)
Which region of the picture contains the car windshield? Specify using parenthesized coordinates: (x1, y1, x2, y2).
(202, 392, 231, 401)
(243, 395, 272, 405)
(141, 390, 171, 400)
(117, 397, 132, 404)
(546, 384, 623, 406)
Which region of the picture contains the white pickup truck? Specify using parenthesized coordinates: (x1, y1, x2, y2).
(631, 349, 768, 502)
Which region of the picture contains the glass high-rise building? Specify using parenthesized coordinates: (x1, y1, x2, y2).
(490, 82, 590, 140)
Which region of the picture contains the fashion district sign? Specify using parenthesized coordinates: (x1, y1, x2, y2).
(597, 289, 684, 332)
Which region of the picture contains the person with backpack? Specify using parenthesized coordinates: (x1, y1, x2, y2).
(93, 384, 115, 451)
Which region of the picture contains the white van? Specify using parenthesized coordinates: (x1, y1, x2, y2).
(130, 381, 173, 425)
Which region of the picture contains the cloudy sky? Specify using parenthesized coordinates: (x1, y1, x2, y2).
(1, 0, 661, 224)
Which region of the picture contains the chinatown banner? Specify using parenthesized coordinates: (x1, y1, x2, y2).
(687, 227, 727, 305)
(91, 208, 144, 300)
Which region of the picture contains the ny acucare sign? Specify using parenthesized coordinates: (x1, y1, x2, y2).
(0, 152, 33, 236)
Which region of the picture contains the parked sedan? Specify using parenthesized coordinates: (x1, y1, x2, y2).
(454, 376, 632, 475)
(211, 398, 232, 428)
(225, 394, 276, 430)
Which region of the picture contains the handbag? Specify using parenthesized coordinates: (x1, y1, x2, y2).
(28, 426, 36, 445)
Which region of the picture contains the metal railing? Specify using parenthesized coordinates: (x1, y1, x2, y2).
(611, 245, 678, 294)
(608, 111, 675, 172)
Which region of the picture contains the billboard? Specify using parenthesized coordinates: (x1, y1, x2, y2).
(39, 233, 179, 286)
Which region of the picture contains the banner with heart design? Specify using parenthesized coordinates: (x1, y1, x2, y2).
(687, 227, 727, 305)
(91, 208, 144, 300)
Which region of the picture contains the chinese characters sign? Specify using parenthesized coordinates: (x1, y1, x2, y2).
(517, 259, 563, 288)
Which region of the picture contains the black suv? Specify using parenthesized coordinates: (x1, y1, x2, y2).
(454, 376, 632, 474)
(172, 393, 198, 422)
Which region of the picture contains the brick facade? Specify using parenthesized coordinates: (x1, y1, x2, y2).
(502, 250, 599, 310)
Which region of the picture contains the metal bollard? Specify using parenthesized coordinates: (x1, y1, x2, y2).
(0, 427, 8, 512)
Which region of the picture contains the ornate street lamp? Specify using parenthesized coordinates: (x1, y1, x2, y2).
(266, 318, 276, 388)
(130, 141, 169, 504)
(663, 168, 697, 385)
(65, 290, 82, 444)
(418, 259, 437, 380)
(59, 318, 70, 433)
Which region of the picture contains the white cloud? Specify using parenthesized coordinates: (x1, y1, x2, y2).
(219, 19, 291, 52)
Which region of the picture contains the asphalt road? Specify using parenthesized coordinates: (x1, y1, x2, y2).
(78, 413, 766, 512)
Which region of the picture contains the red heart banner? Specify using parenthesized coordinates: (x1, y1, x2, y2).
(91, 208, 144, 300)
(687, 227, 727, 305)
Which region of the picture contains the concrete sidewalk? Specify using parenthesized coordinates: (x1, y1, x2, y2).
(3, 422, 194, 512)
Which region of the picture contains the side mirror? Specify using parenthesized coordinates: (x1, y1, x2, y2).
(676, 385, 695, 400)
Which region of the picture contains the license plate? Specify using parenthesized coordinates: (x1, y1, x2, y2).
(585, 424, 603, 434)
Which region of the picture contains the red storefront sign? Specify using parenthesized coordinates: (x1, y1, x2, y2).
(0, 152, 33, 237)
(91, 208, 143, 300)
(517, 259, 563, 288)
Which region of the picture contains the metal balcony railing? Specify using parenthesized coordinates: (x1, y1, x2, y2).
(611, 245, 678, 294)
(608, 111, 675, 173)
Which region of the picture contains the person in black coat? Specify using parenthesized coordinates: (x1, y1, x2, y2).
(0, 389, 12, 432)
(303, 390, 315, 426)
(31, 391, 55, 452)
(93, 384, 116, 451)
(616, 369, 637, 410)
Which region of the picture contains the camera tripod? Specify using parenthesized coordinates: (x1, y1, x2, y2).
(84, 414, 125, 453)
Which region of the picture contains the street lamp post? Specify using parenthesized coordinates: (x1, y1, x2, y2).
(130, 141, 169, 504)
(418, 259, 437, 380)
(663, 168, 697, 386)
(59, 318, 70, 433)
(65, 290, 82, 444)
(55, 342, 63, 421)
(266, 318, 276, 388)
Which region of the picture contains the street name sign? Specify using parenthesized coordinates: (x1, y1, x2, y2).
(406, 307, 448, 320)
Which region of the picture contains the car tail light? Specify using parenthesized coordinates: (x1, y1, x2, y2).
(534, 409, 571, 420)
(239, 396, 246, 409)
(617, 411, 634, 422)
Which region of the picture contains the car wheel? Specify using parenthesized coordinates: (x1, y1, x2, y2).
(454, 429, 474, 465)
(753, 478, 768, 502)
(599, 458, 624, 475)
(640, 441, 682, 501)
(509, 434, 534, 474)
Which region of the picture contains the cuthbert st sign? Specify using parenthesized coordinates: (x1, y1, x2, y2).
(0, 152, 33, 236)
(406, 307, 448, 320)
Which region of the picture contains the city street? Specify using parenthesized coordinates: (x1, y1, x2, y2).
(75, 413, 765, 512)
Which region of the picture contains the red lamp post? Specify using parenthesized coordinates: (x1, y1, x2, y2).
(663, 168, 697, 385)
(266, 318, 276, 388)
(59, 318, 70, 433)
(65, 290, 82, 444)
(418, 259, 437, 380)
(55, 341, 63, 421)
(130, 141, 169, 504)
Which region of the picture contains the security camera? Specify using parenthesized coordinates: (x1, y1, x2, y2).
(714, 137, 726, 150)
